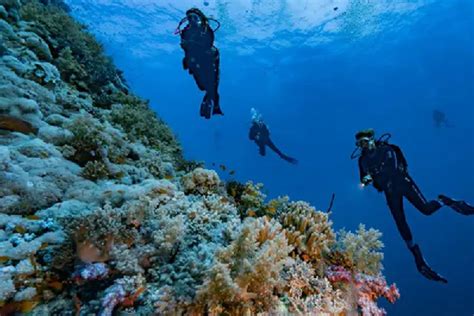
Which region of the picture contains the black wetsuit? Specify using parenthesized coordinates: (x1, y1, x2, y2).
(358, 142, 449, 282)
(359, 142, 443, 243)
(249, 121, 297, 164)
(180, 21, 221, 119)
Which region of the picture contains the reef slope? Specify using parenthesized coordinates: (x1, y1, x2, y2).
(0, 1, 399, 315)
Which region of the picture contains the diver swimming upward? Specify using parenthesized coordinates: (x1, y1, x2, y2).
(249, 108, 298, 164)
(177, 8, 222, 119)
(353, 129, 474, 283)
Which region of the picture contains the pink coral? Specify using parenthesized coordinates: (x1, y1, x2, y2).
(326, 265, 400, 316)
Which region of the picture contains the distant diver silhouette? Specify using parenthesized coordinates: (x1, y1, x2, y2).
(177, 8, 222, 119)
(353, 129, 473, 283)
(249, 108, 298, 164)
(433, 110, 453, 128)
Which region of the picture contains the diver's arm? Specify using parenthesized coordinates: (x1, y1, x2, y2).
(358, 158, 372, 185)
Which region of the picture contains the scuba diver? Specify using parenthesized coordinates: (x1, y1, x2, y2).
(353, 129, 473, 283)
(249, 108, 298, 164)
(433, 109, 453, 128)
(177, 8, 222, 119)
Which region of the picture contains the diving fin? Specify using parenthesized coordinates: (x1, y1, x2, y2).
(409, 244, 447, 283)
(438, 195, 474, 215)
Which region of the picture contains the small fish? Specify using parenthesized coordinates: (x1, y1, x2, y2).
(0, 115, 38, 135)
(229, 170, 235, 175)
(26, 215, 40, 220)
(48, 280, 63, 291)
(220, 197, 229, 203)
(247, 210, 256, 217)
(19, 300, 40, 313)
(15, 225, 26, 234)
(266, 206, 276, 214)
(219, 164, 226, 171)
(164, 174, 174, 180)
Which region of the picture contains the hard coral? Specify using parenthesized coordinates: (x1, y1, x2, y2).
(109, 98, 182, 162)
(182, 167, 221, 195)
(20, 0, 124, 94)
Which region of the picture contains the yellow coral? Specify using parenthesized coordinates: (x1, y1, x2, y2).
(278, 201, 335, 264)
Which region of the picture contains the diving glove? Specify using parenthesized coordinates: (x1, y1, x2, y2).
(409, 244, 447, 283)
(438, 195, 474, 215)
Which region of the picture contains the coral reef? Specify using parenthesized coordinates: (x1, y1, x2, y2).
(0, 1, 400, 315)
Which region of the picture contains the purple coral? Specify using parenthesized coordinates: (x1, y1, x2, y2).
(73, 262, 109, 283)
(99, 283, 126, 316)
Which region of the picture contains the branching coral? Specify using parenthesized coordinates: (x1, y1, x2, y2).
(326, 265, 400, 316)
(281, 258, 349, 315)
(278, 201, 335, 265)
(196, 217, 293, 314)
(331, 224, 384, 275)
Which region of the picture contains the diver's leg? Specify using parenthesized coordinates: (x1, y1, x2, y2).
(402, 176, 442, 215)
(266, 139, 297, 164)
(200, 93, 211, 119)
(385, 190, 447, 283)
(266, 139, 285, 159)
(193, 72, 206, 91)
(212, 92, 223, 115)
(258, 144, 266, 156)
(211, 48, 223, 115)
(385, 190, 413, 243)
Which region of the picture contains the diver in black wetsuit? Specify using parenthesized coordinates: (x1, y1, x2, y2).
(177, 8, 222, 119)
(354, 129, 473, 283)
(249, 108, 297, 164)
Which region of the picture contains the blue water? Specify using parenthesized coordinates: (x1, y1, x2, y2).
(67, 1, 473, 314)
